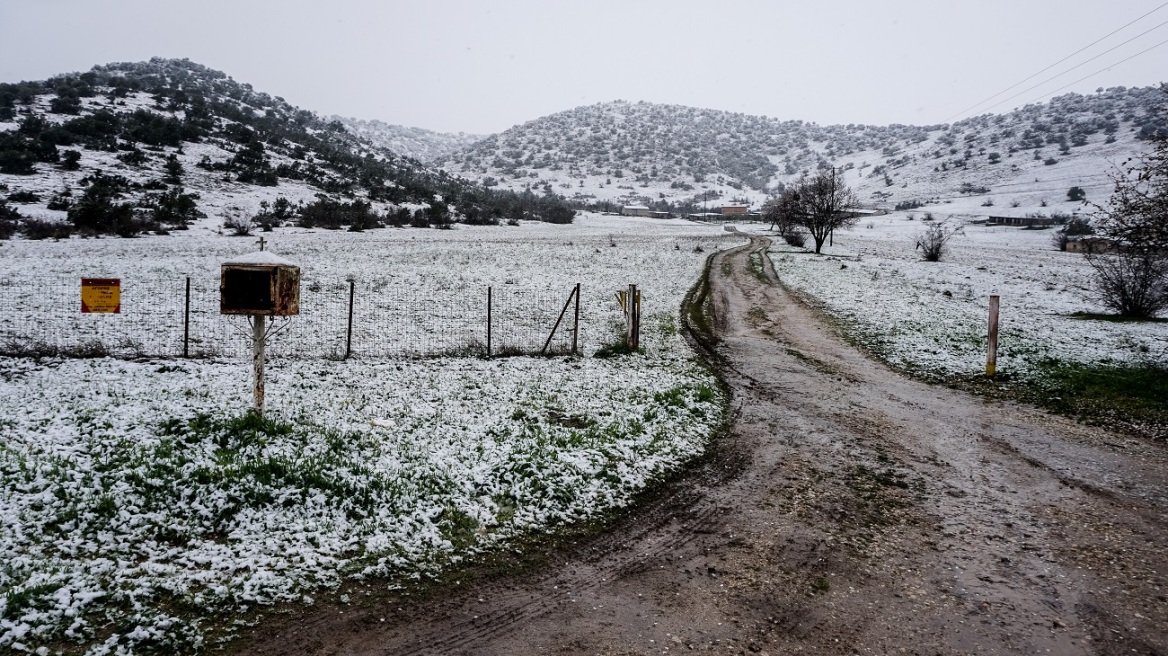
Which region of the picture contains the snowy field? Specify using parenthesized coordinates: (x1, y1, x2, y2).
(0, 208, 738, 359)
(738, 213, 1168, 381)
(0, 214, 741, 655)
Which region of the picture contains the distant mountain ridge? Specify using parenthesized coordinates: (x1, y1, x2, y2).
(330, 116, 481, 165)
(438, 89, 1166, 213)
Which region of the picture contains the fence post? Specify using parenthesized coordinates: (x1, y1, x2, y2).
(572, 282, 580, 355)
(487, 286, 492, 358)
(627, 283, 641, 350)
(183, 276, 191, 358)
(253, 315, 265, 416)
(345, 279, 355, 360)
(986, 295, 1000, 377)
(634, 285, 640, 349)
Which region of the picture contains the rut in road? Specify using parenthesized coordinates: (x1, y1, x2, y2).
(233, 236, 1168, 656)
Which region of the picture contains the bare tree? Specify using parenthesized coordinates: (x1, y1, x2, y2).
(915, 219, 964, 262)
(1086, 86, 1168, 317)
(770, 168, 859, 253)
(1086, 246, 1168, 317)
(763, 192, 806, 247)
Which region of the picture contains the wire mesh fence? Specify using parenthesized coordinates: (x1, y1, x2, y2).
(0, 275, 608, 360)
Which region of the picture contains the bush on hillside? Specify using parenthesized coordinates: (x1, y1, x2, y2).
(916, 220, 964, 262)
(68, 172, 142, 236)
(298, 197, 379, 230)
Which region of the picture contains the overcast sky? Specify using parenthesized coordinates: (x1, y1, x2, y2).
(1, 1, 1165, 134)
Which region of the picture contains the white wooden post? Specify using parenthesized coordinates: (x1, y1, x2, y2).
(253, 315, 266, 415)
(986, 295, 1000, 377)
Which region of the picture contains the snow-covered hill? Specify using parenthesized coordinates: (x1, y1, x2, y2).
(439, 88, 1166, 216)
(0, 58, 568, 238)
(330, 116, 481, 165)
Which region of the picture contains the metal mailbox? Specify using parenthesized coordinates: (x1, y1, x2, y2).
(220, 251, 301, 316)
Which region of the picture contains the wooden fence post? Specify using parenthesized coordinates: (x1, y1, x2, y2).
(487, 286, 492, 357)
(183, 276, 191, 358)
(627, 284, 640, 350)
(986, 295, 1000, 377)
(344, 279, 355, 360)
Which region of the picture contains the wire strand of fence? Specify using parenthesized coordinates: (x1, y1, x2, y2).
(0, 275, 612, 360)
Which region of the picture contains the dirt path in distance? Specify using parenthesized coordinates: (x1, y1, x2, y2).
(232, 236, 1168, 655)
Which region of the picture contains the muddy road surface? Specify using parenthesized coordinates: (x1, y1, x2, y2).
(234, 237, 1168, 655)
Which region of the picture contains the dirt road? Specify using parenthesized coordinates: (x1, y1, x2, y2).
(234, 237, 1168, 655)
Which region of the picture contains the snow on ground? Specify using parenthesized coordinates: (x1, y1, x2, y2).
(736, 214, 1167, 381)
(0, 214, 742, 655)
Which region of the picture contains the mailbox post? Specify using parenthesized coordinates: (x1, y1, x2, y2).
(220, 249, 300, 416)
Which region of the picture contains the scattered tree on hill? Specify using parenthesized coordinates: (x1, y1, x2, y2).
(767, 168, 859, 253)
(59, 149, 81, 171)
(298, 196, 379, 230)
(148, 187, 203, 228)
(163, 153, 183, 182)
(0, 200, 19, 240)
(1067, 186, 1086, 202)
(68, 171, 140, 236)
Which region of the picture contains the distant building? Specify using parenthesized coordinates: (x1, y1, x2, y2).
(720, 205, 750, 215)
(1066, 237, 1117, 253)
(621, 205, 654, 217)
(987, 215, 1069, 227)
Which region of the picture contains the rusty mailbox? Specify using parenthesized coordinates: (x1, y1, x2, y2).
(220, 251, 301, 316)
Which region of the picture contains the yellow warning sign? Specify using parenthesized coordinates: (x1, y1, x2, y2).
(81, 278, 121, 313)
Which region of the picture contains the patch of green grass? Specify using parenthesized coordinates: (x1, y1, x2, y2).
(439, 508, 481, 550)
(1032, 361, 1168, 435)
(2, 582, 60, 620)
(810, 576, 831, 594)
(683, 250, 719, 345)
(656, 312, 678, 338)
(695, 384, 716, 404)
(1067, 312, 1168, 324)
(747, 306, 769, 324)
(593, 340, 639, 358)
(954, 361, 1168, 440)
(748, 250, 771, 283)
(654, 386, 688, 408)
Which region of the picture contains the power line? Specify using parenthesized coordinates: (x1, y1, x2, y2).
(1008, 35, 1168, 110)
(969, 21, 1168, 117)
(945, 2, 1168, 122)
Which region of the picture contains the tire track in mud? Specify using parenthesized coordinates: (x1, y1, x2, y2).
(233, 236, 1168, 656)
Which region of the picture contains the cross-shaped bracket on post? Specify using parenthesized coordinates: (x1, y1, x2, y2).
(256, 236, 267, 251)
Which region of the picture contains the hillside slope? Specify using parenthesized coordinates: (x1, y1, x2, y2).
(0, 58, 568, 238)
(441, 88, 1166, 216)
